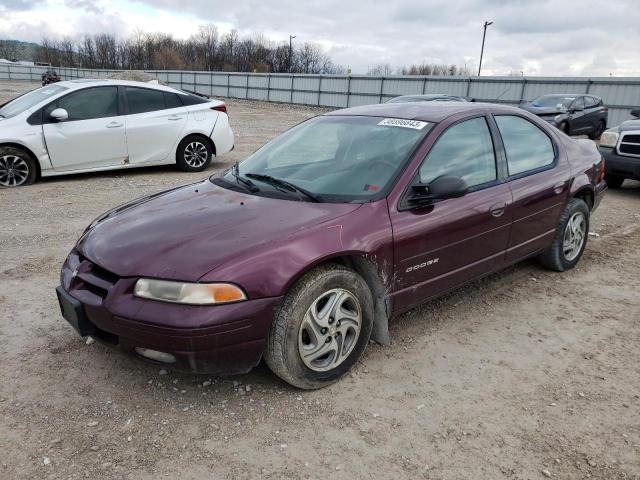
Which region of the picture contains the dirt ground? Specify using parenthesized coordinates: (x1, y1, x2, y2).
(0, 81, 639, 480)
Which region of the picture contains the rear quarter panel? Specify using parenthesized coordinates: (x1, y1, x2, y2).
(561, 136, 602, 204)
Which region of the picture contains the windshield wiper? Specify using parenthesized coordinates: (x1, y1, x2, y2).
(245, 173, 321, 202)
(230, 163, 259, 193)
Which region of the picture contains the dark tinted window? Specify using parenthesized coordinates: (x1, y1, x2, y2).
(178, 91, 209, 105)
(47, 87, 118, 121)
(572, 97, 585, 110)
(164, 92, 182, 109)
(584, 96, 599, 108)
(126, 87, 167, 114)
(419, 117, 497, 188)
(495, 115, 555, 176)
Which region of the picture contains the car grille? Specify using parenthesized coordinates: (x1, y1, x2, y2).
(72, 254, 120, 302)
(618, 132, 640, 157)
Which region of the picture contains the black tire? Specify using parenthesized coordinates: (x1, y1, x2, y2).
(176, 135, 213, 172)
(604, 173, 624, 189)
(559, 121, 571, 136)
(538, 198, 590, 272)
(589, 121, 606, 140)
(0, 146, 37, 188)
(264, 264, 374, 389)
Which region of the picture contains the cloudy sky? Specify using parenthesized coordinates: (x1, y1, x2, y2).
(1, 0, 639, 76)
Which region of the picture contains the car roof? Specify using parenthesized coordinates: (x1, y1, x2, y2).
(56, 79, 183, 94)
(325, 101, 521, 123)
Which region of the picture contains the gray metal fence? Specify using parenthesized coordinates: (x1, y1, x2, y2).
(2, 63, 639, 126)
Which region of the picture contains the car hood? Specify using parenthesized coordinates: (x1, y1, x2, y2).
(520, 104, 565, 116)
(78, 179, 360, 281)
(619, 119, 640, 132)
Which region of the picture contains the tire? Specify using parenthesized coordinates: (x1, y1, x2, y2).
(589, 121, 606, 140)
(604, 173, 624, 189)
(176, 135, 213, 172)
(538, 198, 590, 272)
(0, 146, 37, 188)
(264, 264, 374, 389)
(559, 122, 570, 136)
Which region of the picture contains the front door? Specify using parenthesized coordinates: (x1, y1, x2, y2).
(390, 115, 513, 311)
(43, 86, 127, 171)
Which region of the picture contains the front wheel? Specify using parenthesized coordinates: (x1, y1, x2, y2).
(538, 198, 590, 272)
(0, 146, 37, 188)
(264, 264, 373, 389)
(176, 135, 213, 172)
(589, 121, 606, 140)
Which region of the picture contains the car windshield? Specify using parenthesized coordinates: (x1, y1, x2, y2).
(531, 95, 576, 109)
(0, 84, 68, 118)
(216, 115, 431, 202)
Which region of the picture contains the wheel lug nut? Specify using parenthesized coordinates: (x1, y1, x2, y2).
(321, 327, 328, 334)
(336, 321, 341, 327)
(328, 317, 334, 324)
(325, 337, 331, 343)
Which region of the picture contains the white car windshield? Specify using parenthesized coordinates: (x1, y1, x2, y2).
(0, 84, 68, 118)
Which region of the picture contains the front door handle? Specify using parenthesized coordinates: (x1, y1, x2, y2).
(489, 202, 506, 217)
(168, 116, 183, 121)
(553, 182, 566, 194)
(106, 122, 123, 128)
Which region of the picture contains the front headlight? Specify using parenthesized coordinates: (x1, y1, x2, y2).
(599, 131, 620, 148)
(134, 279, 247, 305)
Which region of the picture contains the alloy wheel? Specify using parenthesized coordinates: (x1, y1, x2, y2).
(0, 155, 30, 187)
(562, 211, 586, 261)
(183, 141, 209, 168)
(298, 288, 362, 372)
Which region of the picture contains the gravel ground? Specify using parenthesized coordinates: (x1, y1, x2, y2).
(1, 81, 639, 480)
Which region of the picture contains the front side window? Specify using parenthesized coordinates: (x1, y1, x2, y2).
(584, 96, 598, 108)
(419, 116, 497, 188)
(47, 87, 118, 121)
(495, 115, 555, 176)
(572, 97, 585, 110)
(218, 115, 431, 202)
(126, 87, 167, 114)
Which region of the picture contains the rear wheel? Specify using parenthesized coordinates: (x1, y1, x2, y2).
(0, 146, 37, 188)
(589, 121, 606, 140)
(176, 135, 213, 172)
(538, 198, 589, 272)
(604, 173, 624, 189)
(264, 264, 373, 389)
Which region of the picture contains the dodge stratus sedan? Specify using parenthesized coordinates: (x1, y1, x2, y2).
(0, 80, 233, 187)
(57, 102, 606, 389)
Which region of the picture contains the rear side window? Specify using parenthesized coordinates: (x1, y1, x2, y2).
(495, 115, 555, 176)
(572, 97, 585, 110)
(419, 116, 497, 188)
(126, 87, 166, 114)
(584, 96, 599, 108)
(46, 86, 118, 121)
(164, 92, 182, 109)
(178, 91, 209, 106)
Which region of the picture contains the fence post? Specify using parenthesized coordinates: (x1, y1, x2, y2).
(466, 76, 472, 97)
(318, 75, 323, 106)
(519, 78, 527, 102)
(227, 73, 230, 98)
(246, 73, 249, 99)
(180, 71, 184, 90)
(267, 74, 271, 102)
(346, 75, 351, 107)
(8, 66, 11, 81)
(586, 79, 592, 94)
(290, 75, 294, 103)
(422, 77, 427, 94)
(379, 77, 385, 104)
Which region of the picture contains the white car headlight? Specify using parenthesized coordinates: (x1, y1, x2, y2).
(134, 279, 247, 305)
(599, 131, 619, 148)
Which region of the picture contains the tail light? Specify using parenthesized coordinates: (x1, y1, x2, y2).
(211, 104, 227, 114)
(597, 156, 605, 182)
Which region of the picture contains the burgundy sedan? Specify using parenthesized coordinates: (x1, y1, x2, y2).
(57, 102, 606, 389)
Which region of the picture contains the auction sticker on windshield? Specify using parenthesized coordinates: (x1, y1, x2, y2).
(378, 118, 429, 130)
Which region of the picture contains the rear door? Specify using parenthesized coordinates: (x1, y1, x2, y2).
(569, 96, 590, 134)
(494, 114, 570, 262)
(124, 87, 187, 164)
(389, 115, 513, 310)
(43, 86, 127, 171)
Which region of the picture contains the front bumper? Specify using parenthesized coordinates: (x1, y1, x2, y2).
(57, 250, 281, 374)
(600, 146, 640, 180)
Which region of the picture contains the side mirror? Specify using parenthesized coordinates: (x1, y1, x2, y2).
(571, 104, 584, 113)
(50, 108, 68, 122)
(407, 175, 469, 207)
(631, 109, 640, 118)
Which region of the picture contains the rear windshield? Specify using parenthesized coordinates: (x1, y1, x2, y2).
(0, 84, 68, 118)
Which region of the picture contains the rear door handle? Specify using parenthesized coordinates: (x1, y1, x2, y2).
(168, 116, 183, 121)
(489, 202, 506, 217)
(106, 122, 123, 128)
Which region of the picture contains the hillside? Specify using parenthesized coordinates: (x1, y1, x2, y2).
(0, 40, 39, 62)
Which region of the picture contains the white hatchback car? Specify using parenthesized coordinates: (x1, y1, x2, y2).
(0, 79, 234, 187)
